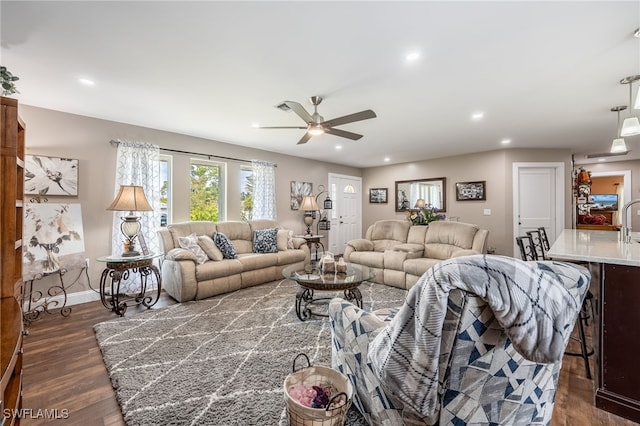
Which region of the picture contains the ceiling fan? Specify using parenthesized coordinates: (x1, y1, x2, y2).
(258, 96, 377, 145)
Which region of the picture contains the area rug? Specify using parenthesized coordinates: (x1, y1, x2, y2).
(94, 279, 407, 425)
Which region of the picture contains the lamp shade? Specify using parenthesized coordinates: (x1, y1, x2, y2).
(620, 116, 640, 137)
(414, 198, 426, 208)
(610, 138, 628, 153)
(107, 185, 153, 212)
(299, 195, 319, 211)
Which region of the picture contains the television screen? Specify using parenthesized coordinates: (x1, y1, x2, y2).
(590, 194, 618, 210)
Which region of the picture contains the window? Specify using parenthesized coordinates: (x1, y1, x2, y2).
(240, 166, 253, 222)
(159, 155, 171, 227)
(190, 160, 225, 221)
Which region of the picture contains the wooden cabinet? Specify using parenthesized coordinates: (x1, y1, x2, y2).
(1, 96, 25, 425)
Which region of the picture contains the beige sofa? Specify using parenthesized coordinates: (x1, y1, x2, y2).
(158, 220, 309, 302)
(344, 220, 489, 289)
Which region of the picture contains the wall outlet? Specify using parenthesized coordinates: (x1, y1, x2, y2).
(483, 209, 492, 216)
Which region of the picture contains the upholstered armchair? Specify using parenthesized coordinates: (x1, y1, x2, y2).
(329, 255, 590, 425)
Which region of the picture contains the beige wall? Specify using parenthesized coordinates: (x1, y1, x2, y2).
(362, 149, 574, 256)
(19, 105, 360, 296)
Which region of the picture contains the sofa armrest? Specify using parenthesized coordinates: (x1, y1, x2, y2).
(450, 249, 480, 258)
(347, 238, 374, 252)
(328, 298, 403, 424)
(291, 236, 307, 250)
(165, 247, 198, 262)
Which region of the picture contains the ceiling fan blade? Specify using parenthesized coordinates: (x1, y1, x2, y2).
(296, 132, 313, 145)
(321, 109, 376, 128)
(284, 101, 314, 124)
(325, 127, 363, 140)
(257, 126, 307, 129)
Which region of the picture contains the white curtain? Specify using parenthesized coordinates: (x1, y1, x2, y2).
(251, 160, 277, 220)
(111, 141, 161, 256)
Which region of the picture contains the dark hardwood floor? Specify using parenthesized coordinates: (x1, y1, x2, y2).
(19, 294, 639, 426)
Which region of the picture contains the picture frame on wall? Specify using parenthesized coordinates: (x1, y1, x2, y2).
(369, 188, 388, 203)
(290, 181, 313, 210)
(25, 155, 79, 197)
(456, 181, 486, 201)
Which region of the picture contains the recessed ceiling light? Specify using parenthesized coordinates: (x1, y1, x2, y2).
(335, 145, 343, 150)
(78, 78, 95, 86)
(405, 52, 420, 62)
(634, 28, 640, 38)
(471, 112, 484, 120)
(501, 138, 511, 145)
(384, 157, 391, 162)
(598, 158, 606, 162)
(251, 123, 260, 128)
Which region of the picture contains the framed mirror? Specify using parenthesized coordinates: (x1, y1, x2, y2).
(395, 177, 447, 212)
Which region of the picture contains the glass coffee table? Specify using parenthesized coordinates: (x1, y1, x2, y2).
(283, 263, 375, 321)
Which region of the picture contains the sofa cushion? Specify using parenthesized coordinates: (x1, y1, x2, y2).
(237, 253, 279, 271)
(195, 259, 243, 281)
(198, 235, 223, 261)
(253, 228, 278, 253)
(177, 233, 208, 264)
(215, 221, 253, 254)
(168, 221, 217, 247)
(277, 229, 294, 251)
(425, 221, 478, 248)
(368, 220, 411, 242)
(214, 232, 237, 259)
(349, 251, 384, 269)
(277, 249, 306, 265)
(403, 257, 441, 277)
(373, 240, 404, 252)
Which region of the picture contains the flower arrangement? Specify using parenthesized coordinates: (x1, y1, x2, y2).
(1, 66, 19, 96)
(408, 204, 445, 225)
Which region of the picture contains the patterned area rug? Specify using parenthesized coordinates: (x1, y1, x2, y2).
(94, 279, 407, 425)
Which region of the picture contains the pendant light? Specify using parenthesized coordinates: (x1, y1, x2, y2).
(620, 75, 640, 136)
(610, 106, 628, 153)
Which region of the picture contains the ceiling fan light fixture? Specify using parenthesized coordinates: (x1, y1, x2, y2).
(308, 124, 325, 136)
(610, 138, 627, 153)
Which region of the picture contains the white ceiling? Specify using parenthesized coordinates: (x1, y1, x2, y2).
(2, 1, 640, 168)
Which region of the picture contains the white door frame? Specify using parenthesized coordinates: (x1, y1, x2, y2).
(328, 173, 362, 254)
(512, 162, 565, 256)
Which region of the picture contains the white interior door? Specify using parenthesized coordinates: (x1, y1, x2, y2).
(328, 174, 362, 255)
(512, 163, 565, 257)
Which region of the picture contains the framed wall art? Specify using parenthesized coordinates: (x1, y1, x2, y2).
(22, 203, 86, 281)
(290, 181, 313, 210)
(456, 181, 486, 201)
(369, 188, 388, 203)
(25, 155, 79, 196)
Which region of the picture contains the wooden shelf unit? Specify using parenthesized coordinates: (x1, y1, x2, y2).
(1, 96, 25, 425)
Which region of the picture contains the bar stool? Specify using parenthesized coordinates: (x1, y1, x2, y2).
(516, 235, 539, 260)
(565, 290, 595, 379)
(526, 230, 547, 260)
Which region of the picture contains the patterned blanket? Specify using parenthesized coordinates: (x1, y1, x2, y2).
(369, 254, 590, 417)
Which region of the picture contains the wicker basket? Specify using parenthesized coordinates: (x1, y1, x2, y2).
(284, 354, 353, 426)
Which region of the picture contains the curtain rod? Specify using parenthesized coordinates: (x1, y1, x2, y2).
(109, 140, 277, 166)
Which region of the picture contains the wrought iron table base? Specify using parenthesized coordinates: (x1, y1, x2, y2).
(295, 286, 362, 321)
(99, 260, 161, 316)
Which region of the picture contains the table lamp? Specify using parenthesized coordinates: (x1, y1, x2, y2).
(299, 195, 319, 236)
(107, 184, 153, 257)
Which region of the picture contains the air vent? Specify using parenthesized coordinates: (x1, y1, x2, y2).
(584, 151, 630, 159)
(276, 103, 290, 111)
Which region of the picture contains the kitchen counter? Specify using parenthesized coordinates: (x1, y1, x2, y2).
(548, 228, 640, 423)
(548, 229, 640, 267)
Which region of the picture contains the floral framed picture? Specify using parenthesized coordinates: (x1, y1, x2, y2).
(290, 181, 313, 210)
(25, 155, 79, 197)
(456, 181, 486, 201)
(369, 188, 388, 203)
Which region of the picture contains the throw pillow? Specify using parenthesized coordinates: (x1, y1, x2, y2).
(214, 232, 237, 259)
(198, 235, 223, 261)
(177, 233, 208, 265)
(277, 229, 294, 251)
(253, 228, 279, 253)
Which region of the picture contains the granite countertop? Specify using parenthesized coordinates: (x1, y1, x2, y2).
(548, 229, 640, 267)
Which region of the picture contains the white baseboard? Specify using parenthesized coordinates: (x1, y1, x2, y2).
(23, 289, 102, 312)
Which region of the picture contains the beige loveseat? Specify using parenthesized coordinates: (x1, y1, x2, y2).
(344, 220, 489, 289)
(158, 220, 309, 302)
